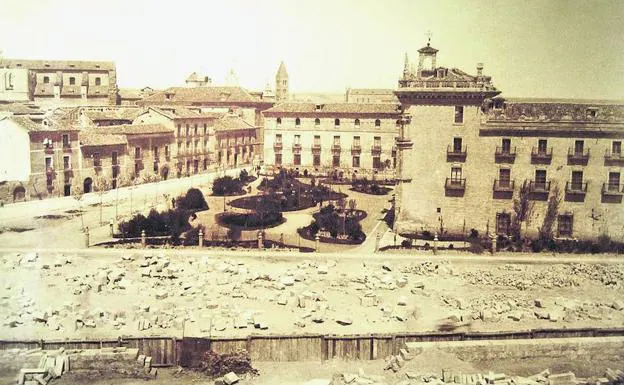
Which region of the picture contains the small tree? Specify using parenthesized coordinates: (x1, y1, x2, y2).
(94, 175, 110, 226)
(72, 186, 85, 231)
(539, 184, 561, 240)
(512, 180, 534, 239)
(348, 199, 357, 213)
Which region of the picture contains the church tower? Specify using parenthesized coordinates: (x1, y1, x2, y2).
(275, 61, 289, 102)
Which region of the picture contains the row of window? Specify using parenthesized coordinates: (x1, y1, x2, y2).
(275, 134, 383, 148)
(276, 117, 395, 128)
(274, 153, 391, 169)
(495, 212, 574, 237)
(448, 138, 622, 158)
(447, 165, 622, 194)
(177, 123, 209, 137)
(42, 76, 102, 86)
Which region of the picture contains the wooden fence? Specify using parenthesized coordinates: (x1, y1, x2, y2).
(1, 327, 623, 367)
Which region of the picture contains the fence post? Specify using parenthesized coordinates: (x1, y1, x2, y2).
(198, 229, 204, 247)
(109, 220, 114, 237)
(491, 234, 497, 255)
(315, 233, 320, 252)
(84, 227, 90, 248)
(257, 230, 263, 249)
(433, 232, 438, 255)
(141, 230, 146, 248)
(375, 233, 381, 252)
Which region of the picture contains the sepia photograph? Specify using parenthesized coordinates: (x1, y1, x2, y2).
(0, 0, 623, 384)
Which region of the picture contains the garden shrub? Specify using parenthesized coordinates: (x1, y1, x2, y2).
(176, 188, 208, 210)
(212, 176, 245, 196)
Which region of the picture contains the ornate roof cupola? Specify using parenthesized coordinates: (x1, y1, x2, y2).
(416, 36, 438, 77)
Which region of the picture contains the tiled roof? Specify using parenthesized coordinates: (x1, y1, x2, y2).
(149, 106, 224, 120)
(1, 115, 79, 132)
(0, 103, 44, 115)
(0, 58, 115, 71)
(79, 130, 127, 147)
(118, 88, 158, 100)
(95, 123, 174, 135)
(2, 115, 42, 132)
(348, 89, 395, 95)
(83, 108, 143, 122)
(138, 86, 263, 105)
(214, 114, 257, 131)
(263, 102, 402, 115)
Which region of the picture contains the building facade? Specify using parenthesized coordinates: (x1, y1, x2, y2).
(393, 43, 624, 242)
(263, 102, 401, 178)
(0, 114, 81, 202)
(0, 59, 117, 106)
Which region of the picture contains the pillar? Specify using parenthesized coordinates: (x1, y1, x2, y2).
(109, 220, 114, 237)
(433, 232, 438, 255)
(198, 229, 204, 247)
(315, 233, 320, 253)
(141, 230, 146, 248)
(257, 230, 263, 249)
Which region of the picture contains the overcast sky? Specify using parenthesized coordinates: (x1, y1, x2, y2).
(1, 0, 623, 100)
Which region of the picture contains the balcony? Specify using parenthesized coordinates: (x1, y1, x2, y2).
(273, 142, 283, 150)
(292, 143, 302, 152)
(44, 146, 54, 154)
(45, 167, 55, 176)
(446, 145, 467, 162)
(351, 144, 362, 154)
(331, 144, 341, 152)
(492, 179, 515, 199)
(567, 148, 590, 166)
(312, 144, 321, 154)
(528, 180, 551, 200)
(531, 147, 553, 164)
(94, 164, 102, 174)
(565, 181, 588, 202)
(445, 178, 466, 197)
(165, 154, 171, 161)
(134, 154, 143, 161)
(604, 150, 624, 166)
(371, 145, 382, 155)
(494, 146, 516, 163)
(62, 144, 72, 152)
(112, 164, 120, 178)
(63, 168, 73, 179)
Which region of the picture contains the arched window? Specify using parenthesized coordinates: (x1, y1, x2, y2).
(276, 117, 282, 125)
(375, 119, 381, 127)
(334, 118, 340, 126)
(354, 119, 360, 126)
(315, 118, 320, 126)
(295, 117, 301, 126)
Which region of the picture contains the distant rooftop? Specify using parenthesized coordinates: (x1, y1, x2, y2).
(264, 102, 402, 116)
(0, 58, 115, 71)
(138, 86, 268, 106)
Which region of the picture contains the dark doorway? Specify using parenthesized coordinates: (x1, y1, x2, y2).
(13, 186, 26, 202)
(64, 184, 71, 197)
(83, 178, 93, 193)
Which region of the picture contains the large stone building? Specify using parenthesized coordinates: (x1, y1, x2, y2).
(345, 88, 399, 104)
(0, 59, 117, 106)
(262, 102, 401, 178)
(393, 42, 624, 242)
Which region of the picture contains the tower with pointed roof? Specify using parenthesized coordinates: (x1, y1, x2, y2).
(275, 61, 289, 102)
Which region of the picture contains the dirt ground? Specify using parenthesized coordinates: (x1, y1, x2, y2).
(1, 250, 623, 340)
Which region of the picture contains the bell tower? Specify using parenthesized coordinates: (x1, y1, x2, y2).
(417, 32, 438, 75)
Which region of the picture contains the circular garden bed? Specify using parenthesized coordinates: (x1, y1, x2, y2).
(350, 184, 392, 195)
(298, 206, 367, 245)
(228, 193, 317, 212)
(217, 211, 286, 231)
